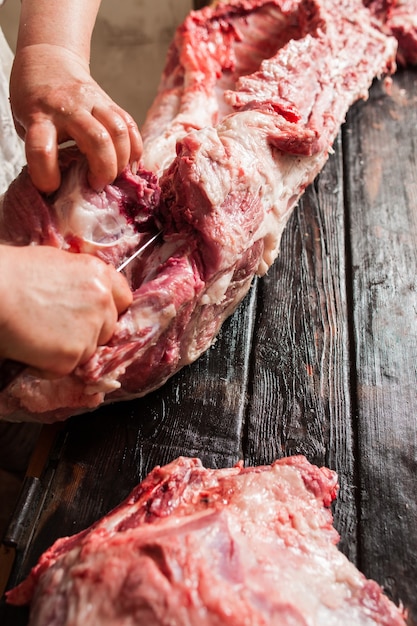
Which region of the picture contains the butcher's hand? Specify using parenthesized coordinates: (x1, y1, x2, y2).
(0, 245, 133, 378)
(10, 44, 143, 194)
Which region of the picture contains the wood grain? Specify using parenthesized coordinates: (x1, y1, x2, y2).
(245, 134, 358, 560)
(1, 3, 416, 622)
(344, 68, 417, 620)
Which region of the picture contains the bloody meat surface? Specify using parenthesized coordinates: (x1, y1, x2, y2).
(0, 0, 400, 423)
(6, 456, 408, 625)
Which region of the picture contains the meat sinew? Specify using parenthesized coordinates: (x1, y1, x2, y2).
(6, 456, 407, 625)
(0, 0, 401, 422)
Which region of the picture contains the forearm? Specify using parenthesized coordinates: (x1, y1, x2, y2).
(16, 0, 102, 61)
(10, 0, 142, 193)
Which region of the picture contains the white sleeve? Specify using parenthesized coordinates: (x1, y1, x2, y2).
(0, 26, 26, 196)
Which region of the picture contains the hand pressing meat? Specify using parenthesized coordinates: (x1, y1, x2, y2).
(0, 1, 136, 386)
(1, 0, 415, 422)
(0, 244, 132, 378)
(9, 0, 143, 194)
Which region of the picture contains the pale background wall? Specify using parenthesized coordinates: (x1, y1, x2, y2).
(0, 0, 192, 126)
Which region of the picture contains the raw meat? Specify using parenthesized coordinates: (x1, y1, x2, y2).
(0, 0, 399, 422)
(0, 148, 161, 264)
(6, 456, 407, 625)
(365, 0, 417, 65)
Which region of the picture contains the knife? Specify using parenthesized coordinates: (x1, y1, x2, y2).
(0, 231, 162, 391)
(117, 230, 162, 272)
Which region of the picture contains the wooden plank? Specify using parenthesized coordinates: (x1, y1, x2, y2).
(344, 68, 417, 622)
(244, 135, 358, 560)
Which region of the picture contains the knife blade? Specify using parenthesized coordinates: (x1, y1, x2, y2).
(117, 231, 162, 273)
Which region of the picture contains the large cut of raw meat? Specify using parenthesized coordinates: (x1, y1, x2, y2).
(6, 456, 407, 625)
(365, 0, 417, 65)
(0, 0, 413, 422)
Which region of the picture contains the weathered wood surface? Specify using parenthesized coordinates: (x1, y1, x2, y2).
(0, 50, 416, 626)
(345, 70, 417, 615)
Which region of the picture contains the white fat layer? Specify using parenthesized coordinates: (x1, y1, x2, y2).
(53, 163, 140, 255)
(142, 92, 220, 177)
(193, 113, 328, 275)
(200, 269, 235, 305)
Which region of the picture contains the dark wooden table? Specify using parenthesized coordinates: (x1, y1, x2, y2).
(0, 62, 416, 626)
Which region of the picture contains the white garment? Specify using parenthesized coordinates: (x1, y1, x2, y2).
(0, 24, 26, 195)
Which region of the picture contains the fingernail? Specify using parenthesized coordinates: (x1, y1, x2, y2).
(131, 161, 138, 175)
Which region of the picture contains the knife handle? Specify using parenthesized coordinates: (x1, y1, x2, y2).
(0, 359, 26, 391)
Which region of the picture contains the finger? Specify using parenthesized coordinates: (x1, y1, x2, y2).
(65, 110, 119, 190)
(96, 302, 119, 348)
(23, 348, 87, 378)
(91, 105, 132, 175)
(119, 110, 143, 168)
(110, 270, 133, 314)
(25, 366, 65, 381)
(25, 120, 61, 193)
